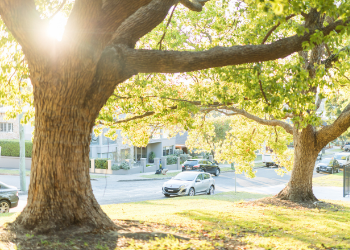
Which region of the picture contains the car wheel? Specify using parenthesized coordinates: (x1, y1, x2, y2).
(316, 170, 319, 173)
(0, 200, 10, 213)
(164, 194, 170, 197)
(207, 185, 215, 195)
(215, 168, 220, 176)
(188, 188, 195, 196)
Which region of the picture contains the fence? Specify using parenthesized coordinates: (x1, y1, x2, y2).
(344, 164, 350, 197)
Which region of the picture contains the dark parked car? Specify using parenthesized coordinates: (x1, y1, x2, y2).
(0, 181, 19, 213)
(316, 158, 340, 174)
(182, 159, 220, 176)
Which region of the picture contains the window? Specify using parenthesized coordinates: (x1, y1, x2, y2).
(204, 174, 210, 179)
(163, 146, 173, 156)
(196, 174, 203, 181)
(0, 122, 13, 133)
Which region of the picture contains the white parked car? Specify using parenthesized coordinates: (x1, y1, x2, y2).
(333, 153, 350, 167)
(162, 171, 215, 197)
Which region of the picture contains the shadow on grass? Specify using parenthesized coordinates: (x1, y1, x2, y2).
(176, 199, 350, 249)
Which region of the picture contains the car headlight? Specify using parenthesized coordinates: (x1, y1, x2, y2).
(179, 185, 186, 189)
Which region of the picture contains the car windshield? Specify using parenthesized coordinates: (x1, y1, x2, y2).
(319, 158, 333, 165)
(0, 181, 11, 189)
(173, 172, 198, 181)
(183, 160, 199, 166)
(334, 155, 347, 160)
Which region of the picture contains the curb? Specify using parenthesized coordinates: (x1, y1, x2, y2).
(118, 177, 171, 182)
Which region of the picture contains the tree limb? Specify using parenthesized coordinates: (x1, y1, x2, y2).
(322, 44, 350, 69)
(224, 107, 293, 134)
(261, 14, 296, 45)
(180, 0, 210, 12)
(158, 4, 178, 50)
(122, 18, 349, 73)
(107, 106, 178, 125)
(0, 0, 45, 60)
(316, 105, 350, 150)
(111, 0, 179, 47)
(94, 0, 154, 48)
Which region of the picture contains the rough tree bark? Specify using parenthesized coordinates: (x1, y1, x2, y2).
(0, 0, 348, 232)
(276, 126, 319, 202)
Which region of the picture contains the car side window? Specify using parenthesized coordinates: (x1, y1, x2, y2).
(202, 160, 207, 164)
(196, 174, 203, 181)
(208, 161, 213, 165)
(204, 174, 210, 179)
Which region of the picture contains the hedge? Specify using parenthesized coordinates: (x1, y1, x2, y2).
(95, 159, 108, 169)
(0, 140, 33, 157)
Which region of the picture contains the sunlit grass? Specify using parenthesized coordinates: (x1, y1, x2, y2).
(0, 169, 30, 176)
(1, 192, 349, 249)
(313, 171, 343, 187)
(103, 192, 350, 249)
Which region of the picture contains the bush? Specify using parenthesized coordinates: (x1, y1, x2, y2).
(167, 155, 178, 165)
(180, 154, 190, 164)
(112, 164, 120, 170)
(0, 140, 33, 157)
(95, 159, 108, 169)
(149, 151, 155, 163)
(111, 162, 130, 170)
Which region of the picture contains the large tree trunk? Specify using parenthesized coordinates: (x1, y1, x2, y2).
(14, 74, 118, 233)
(276, 125, 318, 202)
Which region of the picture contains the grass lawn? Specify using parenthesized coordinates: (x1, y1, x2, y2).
(108, 194, 350, 249)
(0, 169, 30, 176)
(1, 192, 350, 249)
(313, 171, 343, 187)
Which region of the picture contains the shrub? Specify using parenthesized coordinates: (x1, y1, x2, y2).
(111, 162, 130, 170)
(149, 151, 155, 163)
(0, 140, 33, 157)
(167, 155, 178, 165)
(95, 159, 108, 169)
(112, 164, 120, 170)
(180, 154, 190, 164)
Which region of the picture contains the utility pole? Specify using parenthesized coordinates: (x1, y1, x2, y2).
(19, 112, 26, 192)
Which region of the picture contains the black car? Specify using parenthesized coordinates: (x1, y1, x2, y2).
(182, 159, 220, 176)
(0, 181, 19, 213)
(316, 158, 340, 174)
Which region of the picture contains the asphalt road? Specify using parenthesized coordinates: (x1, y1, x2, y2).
(0, 154, 334, 212)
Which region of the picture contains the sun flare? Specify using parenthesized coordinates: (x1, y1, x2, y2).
(47, 13, 67, 41)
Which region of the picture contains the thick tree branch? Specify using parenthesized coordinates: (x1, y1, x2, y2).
(224, 107, 293, 134)
(94, 0, 153, 48)
(316, 107, 350, 150)
(122, 19, 349, 73)
(0, 0, 45, 60)
(180, 0, 210, 12)
(111, 0, 179, 47)
(63, 0, 103, 47)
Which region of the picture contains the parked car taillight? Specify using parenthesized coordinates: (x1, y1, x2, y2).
(182, 165, 185, 168)
(193, 165, 200, 168)
(16, 191, 18, 196)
